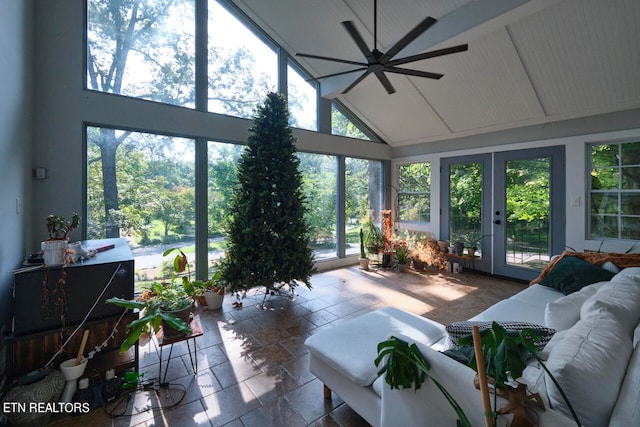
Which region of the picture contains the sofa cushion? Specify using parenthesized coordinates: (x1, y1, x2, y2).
(539, 255, 616, 295)
(609, 344, 640, 426)
(544, 313, 632, 426)
(544, 281, 606, 331)
(446, 320, 555, 351)
(304, 307, 446, 387)
(469, 299, 547, 325)
(580, 271, 640, 334)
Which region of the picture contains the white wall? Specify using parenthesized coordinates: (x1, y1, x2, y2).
(392, 128, 640, 255)
(0, 1, 33, 329)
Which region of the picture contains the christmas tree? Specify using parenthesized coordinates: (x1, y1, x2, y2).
(218, 92, 315, 296)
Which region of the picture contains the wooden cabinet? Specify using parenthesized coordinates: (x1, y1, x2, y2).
(9, 238, 137, 380)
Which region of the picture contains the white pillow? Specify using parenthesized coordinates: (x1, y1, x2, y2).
(601, 260, 621, 273)
(544, 281, 606, 331)
(544, 314, 632, 426)
(580, 272, 640, 334)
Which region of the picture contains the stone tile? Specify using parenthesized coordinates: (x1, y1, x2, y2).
(285, 378, 344, 424)
(241, 397, 307, 427)
(244, 365, 301, 405)
(210, 356, 263, 389)
(202, 382, 261, 426)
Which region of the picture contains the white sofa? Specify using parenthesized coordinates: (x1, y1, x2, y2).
(305, 264, 640, 427)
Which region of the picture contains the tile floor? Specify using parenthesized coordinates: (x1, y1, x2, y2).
(50, 265, 525, 426)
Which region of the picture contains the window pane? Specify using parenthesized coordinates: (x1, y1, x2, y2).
(622, 216, 640, 240)
(591, 193, 618, 214)
(298, 153, 336, 259)
(591, 215, 618, 239)
(621, 142, 640, 166)
(87, 0, 195, 107)
(449, 162, 482, 245)
(399, 163, 430, 191)
(621, 193, 640, 214)
(288, 63, 317, 131)
(591, 144, 619, 168)
(332, 104, 371, 140)
(621, 166, 640, 189)
(345, 158, 382, 256)
(207, 141, 244, 276)
(399, 194, 430, 222)
(208, 0, 277, 118)
(591, 168, 619, 189)
(87, 126, 195, 290)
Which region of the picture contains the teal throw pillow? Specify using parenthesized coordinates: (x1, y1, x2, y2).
(539, 256, 616, 295)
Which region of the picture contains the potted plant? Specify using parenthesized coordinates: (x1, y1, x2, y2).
(364, 220, 385, 255)
(107, 279, 193, 350)
(359, 228, 369, 270)
(106, 248, 199, 350)
(394, 245, 409, 272)
(41, 212, 80, 266)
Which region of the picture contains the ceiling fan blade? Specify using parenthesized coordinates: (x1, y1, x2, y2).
(384, 66, 443, 79)
(380, 16, 437, 63)
(296, 52, 367, 67)
(387, 44, 469, 67)
(374, 70, 396, 94)
(342, 70, 372, 94)
(342, 21, 375, 63)
(306, 67, 368, 81)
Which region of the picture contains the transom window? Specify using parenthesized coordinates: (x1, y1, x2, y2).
(589, 141, 640, 240)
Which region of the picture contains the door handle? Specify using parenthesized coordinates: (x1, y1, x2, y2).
(494, 220, 501, 225)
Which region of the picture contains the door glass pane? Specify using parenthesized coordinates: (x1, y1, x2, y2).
(87, 127, 195, 291)
(449, 162, 483, 256)
(504, 158, 550, 269)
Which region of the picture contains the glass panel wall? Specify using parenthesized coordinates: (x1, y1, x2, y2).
(87, 0, 196, 107)
(332, 103, 371, 141)
(87, 126, 195, 290)
(287, 62, 318, 130)
(345, 158, 382, 256)
(207, 0, 278, 117)
(206, 141, 244, 275)
(298, 153, 336, 260)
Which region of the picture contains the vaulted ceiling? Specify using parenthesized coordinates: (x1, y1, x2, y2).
(234, 0, 640, 148)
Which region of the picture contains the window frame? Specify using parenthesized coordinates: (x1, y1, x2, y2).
(396, 161, 431, 225)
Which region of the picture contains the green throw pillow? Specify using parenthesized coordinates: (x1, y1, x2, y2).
(539, 256, 616, 295)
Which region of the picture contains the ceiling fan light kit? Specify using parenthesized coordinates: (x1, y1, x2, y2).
(297, 0, 468, 94)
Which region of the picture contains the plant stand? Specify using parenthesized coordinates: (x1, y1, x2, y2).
(154, 315, 202, 384)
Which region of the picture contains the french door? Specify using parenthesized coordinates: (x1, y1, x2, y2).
(441, 147, 565, 281)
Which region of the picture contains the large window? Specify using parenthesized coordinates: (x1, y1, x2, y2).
(298, 153, 336, 260)
(332, 103, 371, 141)
(398, 162, 431, 223)
(208, 1, 277, 118)
(87, 126, 195, 288)
(345, 158, 382, 256)
(87, 0, 196, 107)
(589, 141, 640, 240)
(287, 62, 318, 130)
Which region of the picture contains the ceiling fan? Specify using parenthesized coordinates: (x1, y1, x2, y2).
(296, 0, 468, 94)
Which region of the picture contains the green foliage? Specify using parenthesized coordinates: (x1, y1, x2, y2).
(458, 322, 581, 426)
(218, 93, 315, 294)
(364, 221, 385, 252)
(46, 212, 80, 240)
(375, 337, 471, 427)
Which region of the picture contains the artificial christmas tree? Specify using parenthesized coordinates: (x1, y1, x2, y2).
(218, 92, 315, 299)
